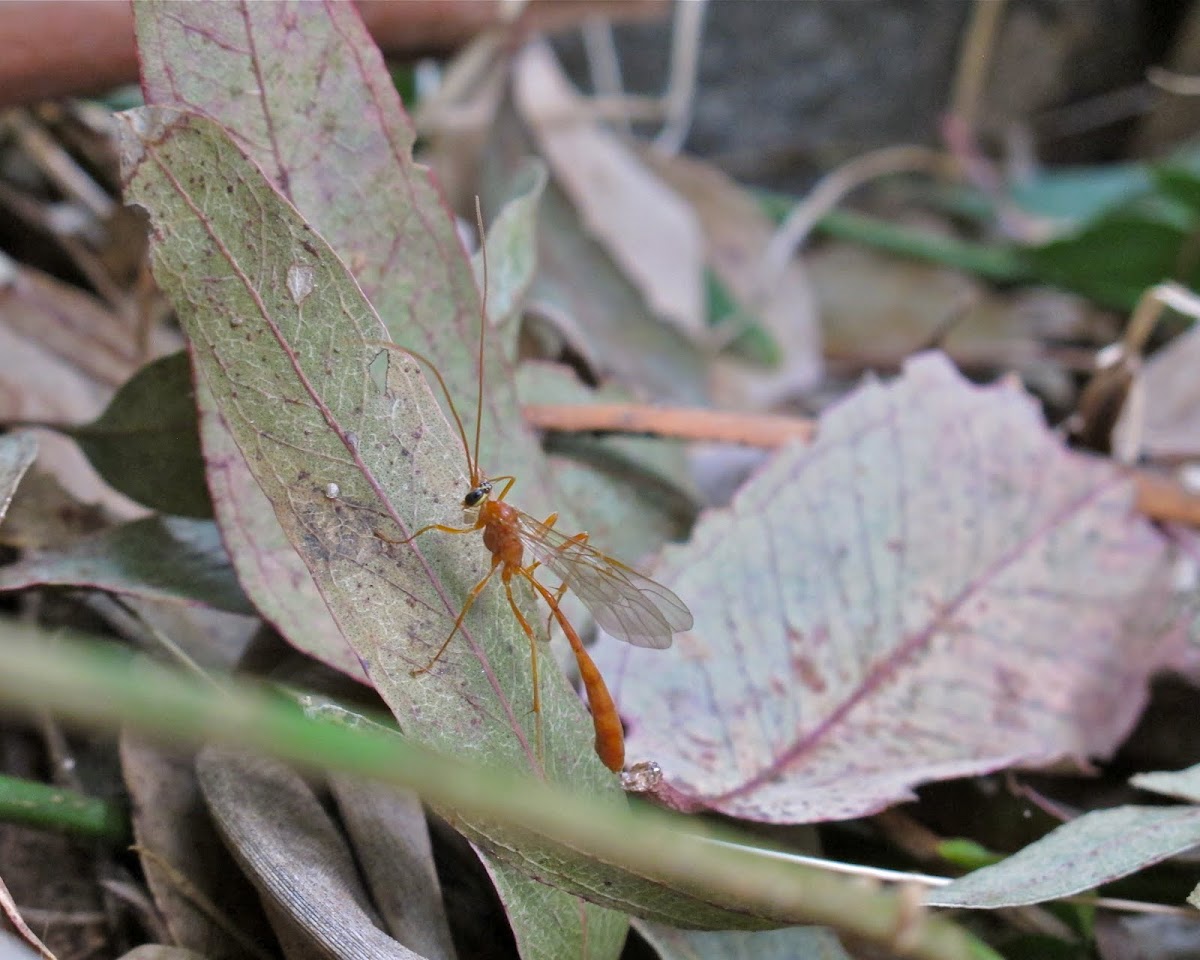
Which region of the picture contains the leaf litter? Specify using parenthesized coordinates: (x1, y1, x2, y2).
(7, 2, 1200, 958)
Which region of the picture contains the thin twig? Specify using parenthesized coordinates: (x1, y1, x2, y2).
(523, 402, 816, 448)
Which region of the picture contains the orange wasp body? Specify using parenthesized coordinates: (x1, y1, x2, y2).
(375, 206, 692, 772)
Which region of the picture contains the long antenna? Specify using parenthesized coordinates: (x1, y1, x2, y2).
(472, 197, 487, 487)
(368, 340, 474, 484)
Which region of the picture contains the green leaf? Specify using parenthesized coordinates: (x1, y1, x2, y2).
(1023, 207, 1199, 310)
(705, 268, 782, 367)
(936, 839, 1003, 871)
(65, 351, 211, 518)
(1152, 165, 1200, 220)
(636, 921, 850, 960)
(1009, 164, 1154, 223)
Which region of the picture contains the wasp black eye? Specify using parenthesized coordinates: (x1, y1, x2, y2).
(462, 481, 492, 508)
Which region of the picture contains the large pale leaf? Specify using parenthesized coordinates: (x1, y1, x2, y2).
(133, 7, 595, 949)
(595, 352, 1179, 822)
(119, 107, 767, 941)
(927, 805, 1200, 908)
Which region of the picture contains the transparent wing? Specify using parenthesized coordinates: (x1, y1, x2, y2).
(515, 511, 692, 649)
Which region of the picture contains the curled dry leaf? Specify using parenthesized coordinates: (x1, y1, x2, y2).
(196, 747, 422, 960)
(120, 738, 271, 960)
(596, 352, 1182, 823)
(328, 778, 456, 960)
(514, 40, 705, 337)
(0, 432, 37, 525)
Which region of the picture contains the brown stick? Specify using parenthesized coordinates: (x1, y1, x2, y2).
(522, 403, 817, 449)
(1133, 470, 1200, 527)
(524, 402, 1200, 530)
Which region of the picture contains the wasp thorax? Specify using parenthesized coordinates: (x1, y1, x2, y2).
(462, 480, 492, 509)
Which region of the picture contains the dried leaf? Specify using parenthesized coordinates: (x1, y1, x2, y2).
(1117, 321, 1200, 458)
(120, 738, 271, 960)
(0, 432, 36, 525)
(0, 261, 178, 390)
(196, 747, 420, 960)
(1131, 762, 1200, 803)
(0, 321, 143, 518)
(328, 778, 456, 960)
(482, 91, 707, 405)
(596, 353, 1179, 822)
(0, 467, 108, 551)
(514, 41, 704, 336)
(0, 516, 252, 615)
(927, 805, 1200, 908)
(810, 243, 978, 367)
(0, 873, 55, 960)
